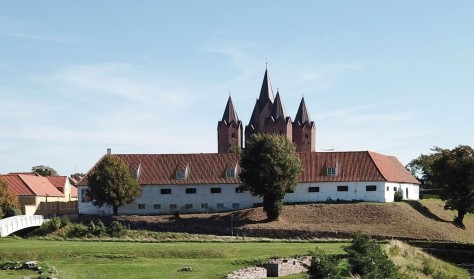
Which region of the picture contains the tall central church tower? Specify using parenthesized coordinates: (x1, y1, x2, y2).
(217, 69, 316, 153)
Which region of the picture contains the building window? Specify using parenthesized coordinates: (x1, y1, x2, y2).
(201, 203, 208, 209)
(138, 204, 145, 210)
(337, 186, 348, 192)
(387, 186, 389, 191)
(153, 204, 161, 210)
(210, 187, 221, 194)
(217, 203, 224, 209)
(80, 188, 90, 203)
(327, 167, 337, 176)
(231, 133, 236, 139)
(226, 168, 236, 178)
(305, 133, 309, 139)
(366, 185, 377, 191)
(232, 203, 239, 209)
(161, 188, 172, 195)
(186, 188, 196, 194)
(176, 169, 186, 179)
(185, 204, 193, 209)
(170, 204, 177, 210)
(308, 186, 319, 192)
(235, 187, 244, 193)
(393, 187, 397, 191)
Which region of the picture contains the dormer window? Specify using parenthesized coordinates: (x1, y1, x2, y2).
(327, 167, 337, 176)
(226, 168, 236, 178)
(176, 169, 187, 180)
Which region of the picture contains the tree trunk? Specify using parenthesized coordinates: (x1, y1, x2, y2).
(113, 206, 118, 216)
(454, 208, 466, 228)
(262, 195, 282, 221)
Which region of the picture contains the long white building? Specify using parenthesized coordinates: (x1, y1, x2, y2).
(77, 151, 420, 215)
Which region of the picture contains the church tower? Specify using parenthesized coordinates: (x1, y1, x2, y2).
(292, 97, 316, 152)
(217, 96, 243, 153)
(245, 69, 292, 143)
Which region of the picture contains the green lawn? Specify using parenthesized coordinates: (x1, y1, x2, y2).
(0, 238, 345, 279)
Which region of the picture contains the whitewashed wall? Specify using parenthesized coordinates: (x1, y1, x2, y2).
(78, 182, 420, 215)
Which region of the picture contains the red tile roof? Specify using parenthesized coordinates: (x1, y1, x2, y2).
(2, 175, 34, 195)
(78, 152, 419, 186)
(46, 176, 67, 189)
(70, 185, 78, 198)
(1, 174, 65, 197)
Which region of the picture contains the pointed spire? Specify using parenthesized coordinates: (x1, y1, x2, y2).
(221, 96, 239, 124)
(271, 91, 287, 120)
(258, 69, 274, 109)
(295, 97, 312, 124)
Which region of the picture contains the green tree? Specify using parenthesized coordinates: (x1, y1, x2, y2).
(430, 145, 474, 227)
(0, 176, 20, 215)
(32, 165, 58, 176)
(239, 134, 303, 220)
(406, 147, 442, 186)
(87, 155, 141, 215)
(344, 232, 400, 279)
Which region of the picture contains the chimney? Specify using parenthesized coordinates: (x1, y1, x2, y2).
(107, 148, 111, 155)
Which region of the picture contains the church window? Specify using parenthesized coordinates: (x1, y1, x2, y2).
(186, 188, 197, 194)
(308, 186, 319, 192)
(327, 167, 337, 176)
(138, 204, 145, 210)
(210, 187, 221, 193)
(231, 133, 236, 139)
(337, 185, 348, 192)
(153, 204, 161, 210)
(201, 203, 208, 209)
(305, 133, 309, 139)
(366, 185, 377, 191)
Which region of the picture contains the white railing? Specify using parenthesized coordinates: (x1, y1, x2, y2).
(0, 215, 44, 237)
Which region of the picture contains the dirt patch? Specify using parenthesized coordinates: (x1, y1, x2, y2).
(88, 200, 473, 242)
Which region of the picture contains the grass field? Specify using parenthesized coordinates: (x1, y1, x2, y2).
(0, 238, 345, 279)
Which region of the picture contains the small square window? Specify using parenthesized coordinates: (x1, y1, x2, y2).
(153, 204, 161, 210)
(217, 203, 224, 209)
(138, 204, 145, 210)
(186, 188, 196, 194)
(170, 204, 177, 210)
(201, 203, 208, 209)
(327, 167, 337, 176)
(226, 168, 236, 178)
(185, 204, 193, 209)
(235, 187, 244, 193)
(309, 186, 319, 193)
(337, 186, 348, 192)
(232, 203, 239, 209)
(211, 187, 221, 194)
(366, 185, 377, 191)
(161, 188, 171, 195)
(393, 187, 397, 191)
(176, 169, 186, 179)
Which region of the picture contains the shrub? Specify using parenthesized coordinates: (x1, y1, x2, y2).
(0, 207, 3, 219)
(344, 232, 400, 279)
(49, 216, 63, 230)
(88, 220, 107, 236)
(394, 191, 403, 202)
(308, 247, 344, 279)
(67, 223, 88, 238)
(4, 207, 22, 218)
(108, 221, 127, 237)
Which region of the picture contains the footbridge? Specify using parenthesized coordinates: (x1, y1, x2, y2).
(0, 215, 45, 237)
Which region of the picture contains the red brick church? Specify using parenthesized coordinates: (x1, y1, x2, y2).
(217, 69, 316, 153)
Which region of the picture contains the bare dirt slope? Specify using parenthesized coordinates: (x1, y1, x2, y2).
(114, 200, 474, 242)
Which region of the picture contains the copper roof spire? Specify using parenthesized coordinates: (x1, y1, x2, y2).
(295, 97, 312, 124)
(221, 96, 239, 124)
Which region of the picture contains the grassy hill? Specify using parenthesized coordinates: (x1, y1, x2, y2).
(113, 199, 474, 242)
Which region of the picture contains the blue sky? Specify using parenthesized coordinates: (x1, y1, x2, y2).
(1, 1, 473, 176)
